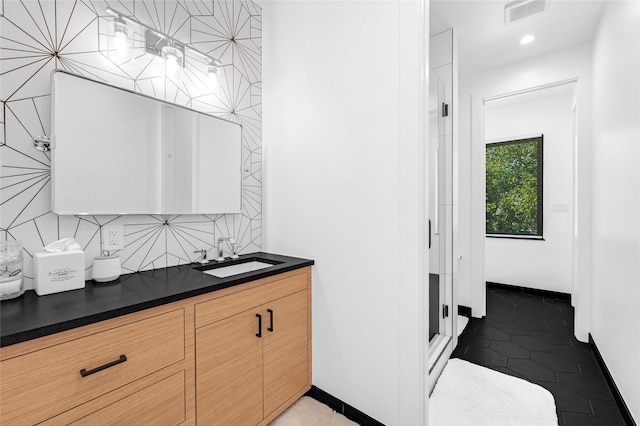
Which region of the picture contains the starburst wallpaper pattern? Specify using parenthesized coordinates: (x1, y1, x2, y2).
(0, 0, 262, 288)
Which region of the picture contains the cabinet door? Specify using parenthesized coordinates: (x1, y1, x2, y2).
(196, 308, 263, 425)
(262, 290, 309, 417)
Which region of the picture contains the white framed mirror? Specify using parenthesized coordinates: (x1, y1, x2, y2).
(51, 70, 242, 215)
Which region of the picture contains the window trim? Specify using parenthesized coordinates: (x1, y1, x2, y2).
(485, 135, 544, 239)
(486, 234, 545, 241)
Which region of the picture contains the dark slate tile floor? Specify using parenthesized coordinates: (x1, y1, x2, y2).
(452, 284, 627, 426)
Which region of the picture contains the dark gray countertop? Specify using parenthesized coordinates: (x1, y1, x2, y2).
(0, 252, 314, 347)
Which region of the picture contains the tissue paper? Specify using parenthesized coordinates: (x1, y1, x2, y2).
(44, 237, 82, 253)
(34, 238, 85, 296)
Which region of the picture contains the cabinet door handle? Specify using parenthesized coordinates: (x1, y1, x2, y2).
(80, 354, 127, 377)
(267, 309, 274, 332)
(256, 313, 262, 338)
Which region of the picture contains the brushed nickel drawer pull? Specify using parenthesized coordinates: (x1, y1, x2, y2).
(80, 354, 127, 377)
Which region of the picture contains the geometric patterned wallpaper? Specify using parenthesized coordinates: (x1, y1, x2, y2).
(0, 0, 262, 289)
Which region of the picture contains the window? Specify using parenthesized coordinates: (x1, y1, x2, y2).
(486, 136, 543, 238)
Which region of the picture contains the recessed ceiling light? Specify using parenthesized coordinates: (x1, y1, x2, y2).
(520, 34, 535, 45)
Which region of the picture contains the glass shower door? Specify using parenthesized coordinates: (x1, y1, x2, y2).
(428, 70, 453, 372)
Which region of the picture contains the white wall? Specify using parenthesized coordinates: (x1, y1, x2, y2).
(262, 2, 429, 424)
(458, 43, 593, 339)
(0, 1, 263, 280)
(484, 90, 574, 293)
(590, 0, 640, 421)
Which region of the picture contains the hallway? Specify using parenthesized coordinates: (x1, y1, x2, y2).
(452, 284, 628, 426)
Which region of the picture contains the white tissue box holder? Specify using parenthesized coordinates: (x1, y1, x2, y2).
(34, 250, 85, 296)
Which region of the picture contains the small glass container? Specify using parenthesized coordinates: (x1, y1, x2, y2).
(0, 241, 24, 300)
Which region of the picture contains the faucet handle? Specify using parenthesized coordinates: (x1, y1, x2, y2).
(193, 249, 208, 264)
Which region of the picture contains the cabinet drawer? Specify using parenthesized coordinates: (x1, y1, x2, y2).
(0, 309, 185, 425)
(195, 271, 308, 328)
(44, 371, 186, 426)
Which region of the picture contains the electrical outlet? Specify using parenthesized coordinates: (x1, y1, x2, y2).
(103, 225, 124, 251)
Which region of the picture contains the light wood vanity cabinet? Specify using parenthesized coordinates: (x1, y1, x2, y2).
(0, 266, 311, 425)
(195, 269, 311, 425)
(0, 308, 188, 425)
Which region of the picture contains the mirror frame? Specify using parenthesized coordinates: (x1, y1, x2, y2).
(50, 70, 243, 215)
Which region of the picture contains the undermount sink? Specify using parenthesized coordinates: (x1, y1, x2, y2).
(201, 260, 277, 278)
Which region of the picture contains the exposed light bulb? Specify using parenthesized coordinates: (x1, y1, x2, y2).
(520, 34, 535, 45)
(114, 32, 128, 60)
(162, 44, 183, 82)
(112, 17, 129, 61)
(165, 55, 180, 81)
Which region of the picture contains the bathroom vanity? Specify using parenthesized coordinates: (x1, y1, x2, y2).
(0, 253, 313, 425)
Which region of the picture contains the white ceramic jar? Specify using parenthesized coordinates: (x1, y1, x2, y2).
(92, 255, 121, 282)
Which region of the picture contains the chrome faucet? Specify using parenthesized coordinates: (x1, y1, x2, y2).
(230, 239, 240, 259)
(217, 237, 229, 262)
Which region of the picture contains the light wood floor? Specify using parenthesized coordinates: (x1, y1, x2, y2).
(270, 397, 358, 426)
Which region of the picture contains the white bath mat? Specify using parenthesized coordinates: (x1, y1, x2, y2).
(457, 315, 469, 337)
(430, 359, 558, 426)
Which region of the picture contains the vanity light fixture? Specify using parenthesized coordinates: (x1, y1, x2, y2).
(520, 34, 535, 45)
(105, 7, 221, 79)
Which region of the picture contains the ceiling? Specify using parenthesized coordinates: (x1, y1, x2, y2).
(431, 0, 606, 76)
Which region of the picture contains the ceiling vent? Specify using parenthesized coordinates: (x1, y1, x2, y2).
(505, 0, 549, 25)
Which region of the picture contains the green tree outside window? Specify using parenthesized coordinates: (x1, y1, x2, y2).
(486, 136, 543, 237)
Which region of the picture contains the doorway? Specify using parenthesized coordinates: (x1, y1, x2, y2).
(482, 81, 576, 297)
